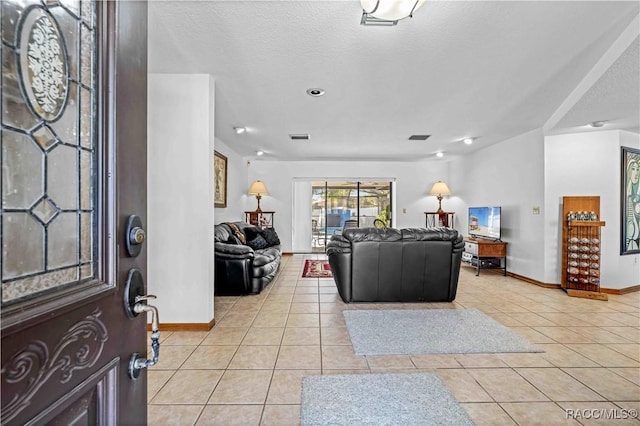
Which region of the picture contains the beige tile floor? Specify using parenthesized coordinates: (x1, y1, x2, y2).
(148, 254, 640, 425)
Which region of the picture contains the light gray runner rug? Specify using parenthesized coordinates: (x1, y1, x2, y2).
(344, 308, 542, 355)
(301, 373, 474, 425)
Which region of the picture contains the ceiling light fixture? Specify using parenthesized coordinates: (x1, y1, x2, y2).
(234, 126, 246, 134)
(256, 150, 264, 156)
(306, 88, 325, 97)
(436, 152, 444, 158)
(360, 0, 427, 25)
(463, 138, 474, 145)
(588, 121, 607, 128)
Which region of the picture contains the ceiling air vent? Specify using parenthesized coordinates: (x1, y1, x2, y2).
(289, 134, 310, 141)
(409, 135, 431, 141)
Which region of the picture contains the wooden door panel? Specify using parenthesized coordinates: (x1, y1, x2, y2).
(25, 358, 118, 426)
(1, 0, 148, 424)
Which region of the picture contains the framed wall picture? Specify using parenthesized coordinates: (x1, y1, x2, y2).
(214, 150, 228, 208)
(622, 146, 640, 254)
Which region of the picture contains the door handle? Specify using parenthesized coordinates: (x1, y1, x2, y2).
(124, 269, 161, 379)
(128, 295, 160, 379)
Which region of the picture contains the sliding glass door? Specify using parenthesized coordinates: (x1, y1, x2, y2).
(311, 181, 392, 252)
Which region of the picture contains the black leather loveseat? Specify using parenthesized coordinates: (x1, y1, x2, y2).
(326, 227, 464, 303)
(214, 222, 282, 295)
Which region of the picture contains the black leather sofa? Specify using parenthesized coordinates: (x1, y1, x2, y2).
(326, 227, 464, 303)
(214, 222, 281, 295)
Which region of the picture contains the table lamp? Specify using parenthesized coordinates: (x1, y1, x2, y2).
(248, 180, 269, 212)
(429, 181, 451, 214)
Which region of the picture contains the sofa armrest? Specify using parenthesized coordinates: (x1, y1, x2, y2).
(326, 235, 352, 302)
(452, 234, 464, 253)
(215, 242, 254, 257)
(326, 234, 351, 255)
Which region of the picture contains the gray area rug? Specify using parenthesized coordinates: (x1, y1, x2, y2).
(301, 373, 474, 426)
(344, 308, 542, 355)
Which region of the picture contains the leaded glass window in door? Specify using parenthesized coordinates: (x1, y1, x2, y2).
(1, 0, 97, 306)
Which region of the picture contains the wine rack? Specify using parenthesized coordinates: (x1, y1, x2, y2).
(561, 196, 607, 300)
(565, 221, 604, 291)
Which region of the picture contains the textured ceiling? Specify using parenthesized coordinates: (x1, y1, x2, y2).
(551, 36, 640, 135)
(148, 1, 640, 161)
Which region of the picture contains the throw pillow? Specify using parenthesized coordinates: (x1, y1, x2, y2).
(262, 228, 281, 247)
(226, 222, 246, 244)
(246, 234, 269, 250)
(243, 226, 263, 241)
(226, 234, 241, 245)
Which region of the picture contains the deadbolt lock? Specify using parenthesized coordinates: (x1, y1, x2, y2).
(129, 227, 146, 245)
(125, 215, 145, 257)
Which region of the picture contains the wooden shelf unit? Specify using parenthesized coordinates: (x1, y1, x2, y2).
(425, 211, 455, 228)
(463, 238, 508, 276)
(244, 211, 275, 228)
(561, 196, 607, 300)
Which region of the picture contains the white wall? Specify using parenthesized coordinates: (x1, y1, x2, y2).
(452, 128, 546, 282)
(246, 160, 451, 252)
(214, 137, 247, 223)
(545, 130, 640, 289)
(292, 180, 312, 252)
(148, 74, 215, 324)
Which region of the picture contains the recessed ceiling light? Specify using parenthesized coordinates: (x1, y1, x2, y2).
(463, 138, 474, 145)
(234, 126, 246, 134)
(436, 152, 444, 158)
(306, 88, 325, 97)
(256, 150, 264, 156)
(588, 121, 606, 128)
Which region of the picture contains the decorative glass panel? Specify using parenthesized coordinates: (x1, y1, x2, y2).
(80, 86, 91, 147)
(47, 212, 78, 269)
(1, 0, 96, 306)
(17, 7, 70, 121)
(2, 129, 44, 209)
(31, 124, 59, 150)
(48, 144, 78, 209)
(2, 44, 41, 130)
(80, 212, 92, 263)
(2, 213, 44, 279)
(79, 24, 93, 86)
(50, 80, 78, 145)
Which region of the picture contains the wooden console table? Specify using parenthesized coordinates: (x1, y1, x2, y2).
(463, 238, 508, 276)
(244, 211, 274, 228)
(425, 211, 455, 228)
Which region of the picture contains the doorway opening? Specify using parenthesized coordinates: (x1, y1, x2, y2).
(311, 181, 392, 252)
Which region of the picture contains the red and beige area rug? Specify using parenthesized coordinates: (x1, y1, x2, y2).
(302, 259, 332, 278)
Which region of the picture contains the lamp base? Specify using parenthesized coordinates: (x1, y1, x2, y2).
(255, 195, 262, 212)
(436, 195, 444, 214)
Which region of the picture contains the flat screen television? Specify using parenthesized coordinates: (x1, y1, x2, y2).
(468, 206, 501, 240)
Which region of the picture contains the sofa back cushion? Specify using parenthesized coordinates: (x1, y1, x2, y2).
(343, 227, 401, 242)
(401, 240, 454, 301)
(214, 223, 232, 243)
(347, 227, 457, 302)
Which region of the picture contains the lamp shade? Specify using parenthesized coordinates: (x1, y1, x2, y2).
(429, 181, 451, 196)
(361, 0, 427, 21)
(248, 180, 269, 196)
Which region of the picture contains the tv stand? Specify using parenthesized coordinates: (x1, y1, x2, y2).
(463, 238, 508, 276)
